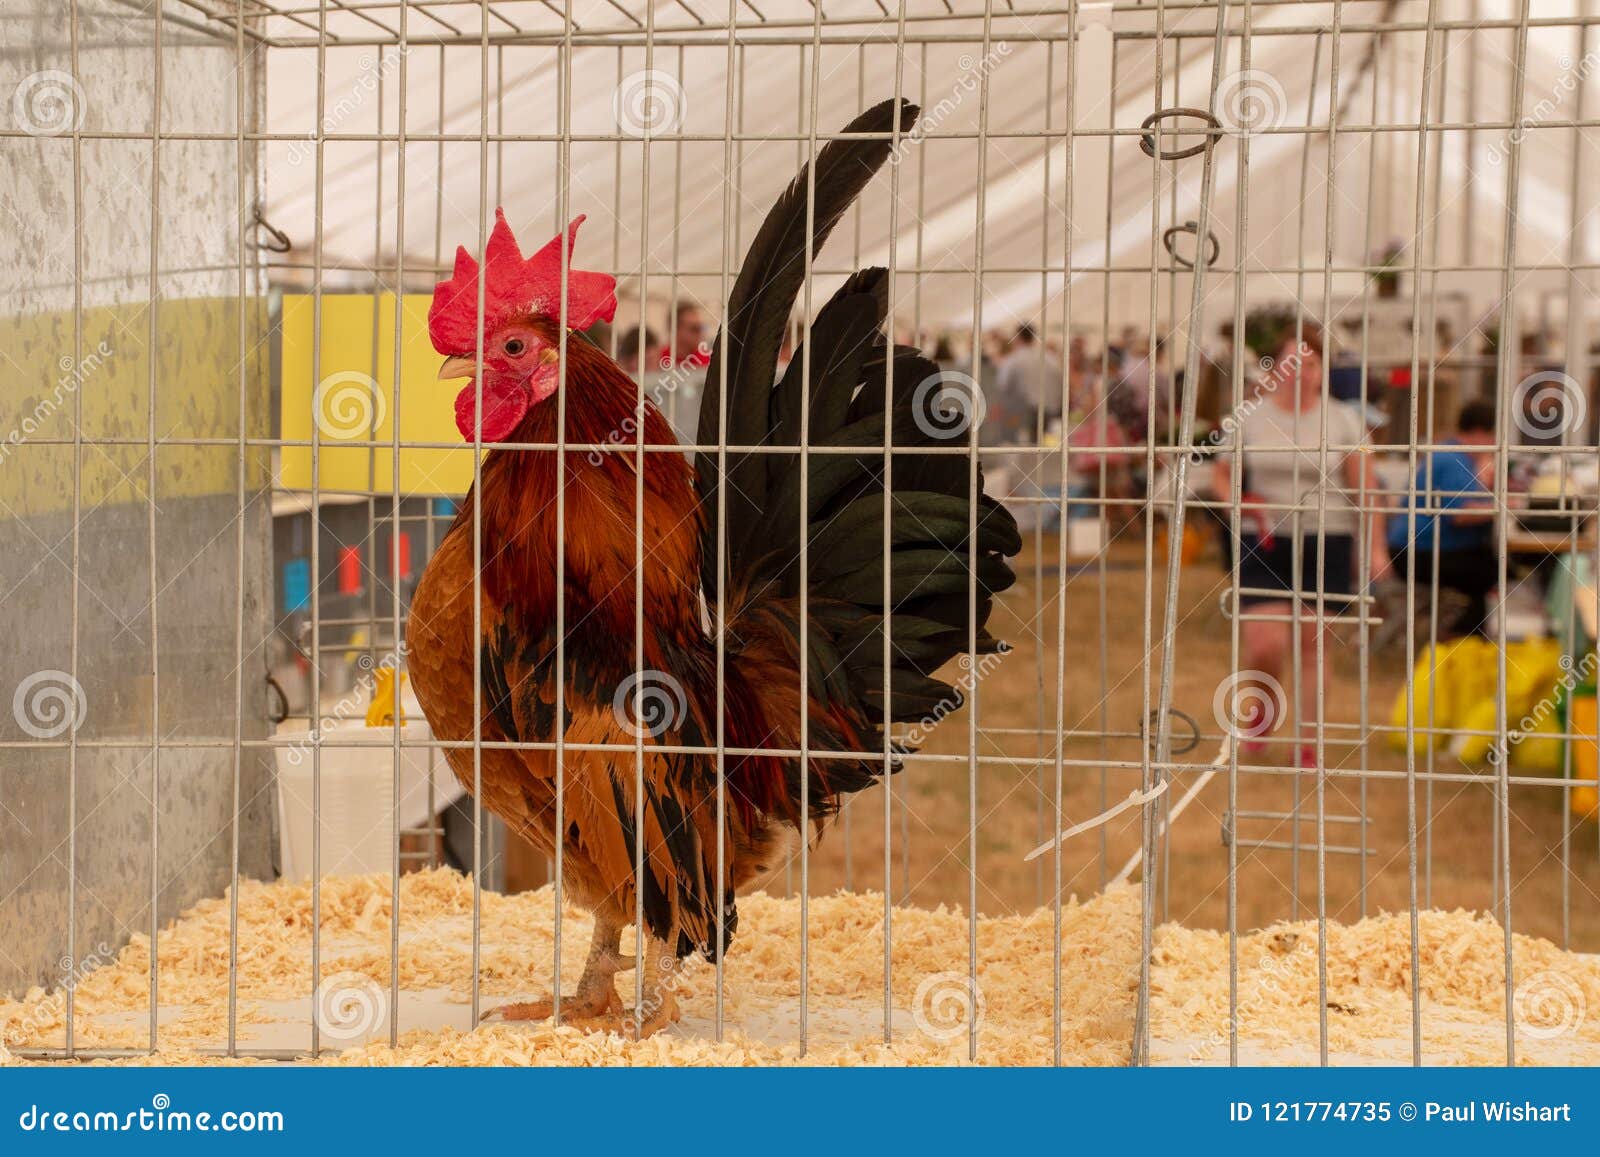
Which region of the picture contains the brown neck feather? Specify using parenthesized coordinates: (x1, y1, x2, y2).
(460, 337, 702, 647)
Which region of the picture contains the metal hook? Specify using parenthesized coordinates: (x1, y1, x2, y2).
(251, 201, 291, 253)
(265, 673, 289, 724)
(1139, 107, 1221, 161)
(1143, 707, 1201, 756)
(1162, 220, 1221, 270)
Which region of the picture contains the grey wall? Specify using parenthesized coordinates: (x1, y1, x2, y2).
(0, 1, 275, 995)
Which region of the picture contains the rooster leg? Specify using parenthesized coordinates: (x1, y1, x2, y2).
(620, 937, 682, 1039)
(481, 917, 627, 1024)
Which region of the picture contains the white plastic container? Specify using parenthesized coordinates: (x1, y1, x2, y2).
(275, 715, 458, 880)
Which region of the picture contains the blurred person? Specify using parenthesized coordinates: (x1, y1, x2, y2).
(1105, 336, 1170, 442)
(994, 323, 1063, 440)
(987, 324, 1064, 528)
(1196, 321, 1236, 430)
(1386, 397, 1498, 638)
(1066, 335, 1098, 414)
(1193, 322, 1239, 562)
(1068, 334, 1091, 374)
(977, 330, 996, 363)
(1149, 336, 1174, 437)
(617, 325, 663, 375)
(1108, 324, 1138, 368)
(963, 336, 1001, 444)
(1212, 324, 1390, 768)
(664, 301, 712, 368)
(1104, 338, 1146, 435)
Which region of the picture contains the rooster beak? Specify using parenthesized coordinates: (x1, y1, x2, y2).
(437, 356, 477, 381)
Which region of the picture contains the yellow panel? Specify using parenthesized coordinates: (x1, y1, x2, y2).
(0, 298, 269, 517)
(277, 293, 477, 496)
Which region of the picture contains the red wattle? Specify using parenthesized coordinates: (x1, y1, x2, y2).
(454, 382, 530, 444)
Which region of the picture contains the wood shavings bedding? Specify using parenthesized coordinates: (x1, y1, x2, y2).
(1149, 910, 1600, 1065)
(0, 869, 1140, 1066)
(4, 869, 1595, 1065)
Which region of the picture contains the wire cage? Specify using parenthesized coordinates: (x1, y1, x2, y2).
(3, 0, 1600, 1066)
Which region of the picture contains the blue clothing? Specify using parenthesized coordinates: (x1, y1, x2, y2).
(1387, 446, 1490, 552)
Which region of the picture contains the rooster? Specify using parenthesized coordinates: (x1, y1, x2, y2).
(407, 98, 1020, 1035)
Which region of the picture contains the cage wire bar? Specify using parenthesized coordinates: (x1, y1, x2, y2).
(7, 0, 1600, 1066)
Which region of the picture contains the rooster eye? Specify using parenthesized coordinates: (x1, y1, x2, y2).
(503, 338, 526, 357)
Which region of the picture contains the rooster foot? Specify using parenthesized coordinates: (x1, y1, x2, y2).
(480, 984, 622, 1025)
(480, 938, 637, 1026)
(618, 987, 680, 1038)
(560, 985, 678, 1043)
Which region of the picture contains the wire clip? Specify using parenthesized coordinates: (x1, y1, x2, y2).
(1161, 220, 1220, 270)
(1139, 107, 1221, 160)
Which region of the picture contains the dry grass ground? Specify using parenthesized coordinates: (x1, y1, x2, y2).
(785, 530, 1600, 952)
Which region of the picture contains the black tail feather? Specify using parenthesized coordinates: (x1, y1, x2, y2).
(696, 97, 920, 590)
(698, 99, 1020, 819)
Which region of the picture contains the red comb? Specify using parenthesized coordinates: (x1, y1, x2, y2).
(428, 209, 617, 355)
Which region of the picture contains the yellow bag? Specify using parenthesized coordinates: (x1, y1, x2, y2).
(1454, 698, 1500, 766)
(1387, 638, 1496, 755)
(1510, 707, 1564, 775)
(1504, 637, 1563, 715)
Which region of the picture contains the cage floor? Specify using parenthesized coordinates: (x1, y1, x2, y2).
(3, 869, 1597, 1066)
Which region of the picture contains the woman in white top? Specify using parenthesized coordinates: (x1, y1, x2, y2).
(1211, 325, 1389, 767)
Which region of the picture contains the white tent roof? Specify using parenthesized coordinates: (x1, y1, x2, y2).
(262, 0, 1599, 343)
